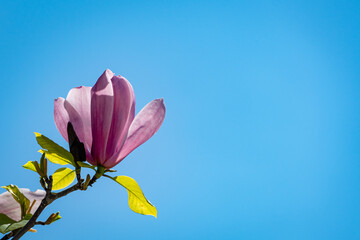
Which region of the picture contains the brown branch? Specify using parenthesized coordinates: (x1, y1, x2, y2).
(11, 177, 86, 240)
(34, 221, 46, 226)
(88, 175, 99, 186)
(1, 232, 13, 240)
(1, 229, 20, 240)
(10, 125, 101, 240)
(3, 122, 101, 239)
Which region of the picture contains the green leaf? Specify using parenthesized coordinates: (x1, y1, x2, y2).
(34, 132, 75, 166)
(52, 168, 76, 190)
(2, 185, 30, 219)
(105, 175, 157, 217)
(3, 214, 32, 233)
(22, 161, 37, 173)
(0, 213, 16, 234)
(77, 162, 96, 171)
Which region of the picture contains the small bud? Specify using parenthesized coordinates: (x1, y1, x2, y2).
(45, 213, 57, 225)
(40, 153, 46, 174)
(34, 161, 45, 178)
(82, 174, 91, 190)
(43, 156, 48, 176)
(40, 178, 46, 190)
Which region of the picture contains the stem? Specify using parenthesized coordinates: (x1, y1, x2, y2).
(88, 166, 105, 187)
(34, 222, 46, 226)
(1, 229, 20, 240)
(1, 232, 13, 240)
(11, 177, 86, 240)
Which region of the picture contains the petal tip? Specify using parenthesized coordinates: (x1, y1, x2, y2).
(54, 97, 65, 102)
(156, 98, 165, 109)
(93, 69, 115, 92)
(155, 98, 164, 104)
(74, 86, 87, 90)
(105, 69, 114, 76)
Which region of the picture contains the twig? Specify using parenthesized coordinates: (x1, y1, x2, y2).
(1, 232, 13, 240)
(11, 176, 86, 240)
(88, 175, 98, 186)
(1, 229, 20, 240)
(8, 122, 96, 240)
(88, 166, 105, 187)
(34, 221, 46, 226)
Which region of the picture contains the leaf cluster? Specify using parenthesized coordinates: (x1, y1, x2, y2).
(0, 185, 59, 235)
(23, 131, 157, 217)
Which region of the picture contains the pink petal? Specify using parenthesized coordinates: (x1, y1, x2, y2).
(104, 75, 135, 165)
(91, 69, 115, 165)
(66, 86, 92, 151)
(54, 97, 69, 141)
(113, 98, 165, 166)
(0, 189, 45, 221)
(54, 97, 85, 144)
(54, 97, 94, 164)
(54, 97, 75, 142)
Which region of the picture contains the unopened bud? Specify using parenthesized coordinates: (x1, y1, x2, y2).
(82, 174, 91, 190)
(34, 161, 45, 178)
(45, 213, 57, 225)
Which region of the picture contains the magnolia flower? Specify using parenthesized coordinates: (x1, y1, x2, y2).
(54, 69, 165, 168)
(0, 189, 45, 221)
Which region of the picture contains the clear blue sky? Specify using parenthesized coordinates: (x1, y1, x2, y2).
(1, 0, 360, 239)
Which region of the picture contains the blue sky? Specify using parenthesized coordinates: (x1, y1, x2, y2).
(1, 0, 360, 239)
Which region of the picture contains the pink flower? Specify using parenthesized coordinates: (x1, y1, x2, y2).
(0, 189, 45, 221)
(54, 69, 165, 168)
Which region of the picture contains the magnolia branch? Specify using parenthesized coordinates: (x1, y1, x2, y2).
(8, 173, 97, 240)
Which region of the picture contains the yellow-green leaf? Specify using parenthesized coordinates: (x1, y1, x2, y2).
(38, 149, 69, 165)
(106, 175, 157, 217)
(23, 161, 37, 173)
(1, 185, 30, 218)
(77, 162, 96, 171)
(34, 132, 75, 166)
(52, 168, 76, 190)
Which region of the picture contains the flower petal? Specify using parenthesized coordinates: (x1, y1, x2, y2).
(91, 69, 115, 165)
(54, 97, 70, 141)
(114, 98, 165, 165)
(66, 86, 92, 151)
(104, 75, 135, 164)
(0, 189, 45, 221)
(54, 97, 94, 165)
(54, 98, 85, 143)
